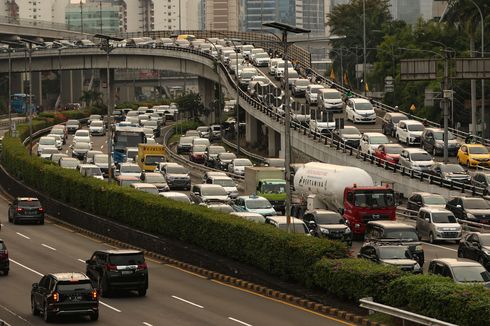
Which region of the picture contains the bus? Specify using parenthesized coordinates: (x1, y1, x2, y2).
(112, 126, 146, 165)
(11, 93, 36, 114)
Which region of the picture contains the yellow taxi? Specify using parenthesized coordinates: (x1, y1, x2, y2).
(457, 144, 490, 167)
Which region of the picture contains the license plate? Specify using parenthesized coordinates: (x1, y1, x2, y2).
(122, 270, 133, 275)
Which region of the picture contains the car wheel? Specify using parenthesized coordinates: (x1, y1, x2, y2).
(31, 297, 40, 316)
(13, 216, 18, 225)
(8, 212, 11, 223)
(43, 303, 52, 322)
(466, 160, 471, 169)
(90, 312, 99, 321)
(99, 278, 111, 298)
(457, 248, 464, 258)
(138, 288, 147, 297)
(39, 218, 44, 225)
(429, 232, 435, 244)
(432, 148, 437, 157)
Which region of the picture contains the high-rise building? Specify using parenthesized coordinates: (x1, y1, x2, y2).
(65, 0, 127, 34)
(203, 0, 239, 31)
(125, 0, 153, 33)
(150, 0, 200, 31)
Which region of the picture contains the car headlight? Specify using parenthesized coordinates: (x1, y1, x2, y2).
(320, 227, 329, 234)
(413, 263, 421, 271)
(483, 249, 490, 256)
(344, 227, 351, 234)
(435, 143, 443, 148)
(467, 213, 476, 220)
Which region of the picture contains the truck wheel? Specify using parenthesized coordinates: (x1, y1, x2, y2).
(429, 232, 435, 244)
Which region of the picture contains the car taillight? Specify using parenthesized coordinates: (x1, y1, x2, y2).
(16, 208, 23, 213)
(0, 250, 7, 258)
(137, 263, 147, 270)
(105, 264, 117, 271)
(52, 292, 59, 302)
(91, 290, 98, 300)
(38, 207, 44, 212)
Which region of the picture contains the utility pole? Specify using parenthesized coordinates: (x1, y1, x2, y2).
(99, 1, 103, 34)
(443, 52, 450, 163)
(80, 0, 84, 35)
(362, 0, 367, 96)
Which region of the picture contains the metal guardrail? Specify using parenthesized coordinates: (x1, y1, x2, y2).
(162, 126, 245, 182)
(221, 136, 266, 163)
(359, 297, 458, 326)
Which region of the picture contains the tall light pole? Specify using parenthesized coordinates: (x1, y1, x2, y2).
(79, 0, 84, 35)
(0, 39, 21, 136)
(227, 38, 241, 155)
(94, 34, 124, 183)
(99, 0, 103, 34)
(263, 22, 311, 232)
(362, 0, 367, 96)
(205, 38, 223, 123)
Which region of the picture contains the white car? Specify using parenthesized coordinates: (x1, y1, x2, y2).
(117, 163, 142, 178)
(345, 98, 377, 123)
(396, 120, 425, 145)
(359, 132, 389, 155)
(251, 52, 271, 67)
(268, 58, 283, 76)
(228, 158, 253, 175)
(39, 147, 59, 160)
(305, 84, 325, 105)
(47, 133, 63, 150)
(399, 148, 434, 172)
(274, 61, 293, 80)
(37, 136, 57, 156)
(89, 120, 105, 136)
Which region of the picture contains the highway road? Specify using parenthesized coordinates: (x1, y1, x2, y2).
(0, 192, 353, 325)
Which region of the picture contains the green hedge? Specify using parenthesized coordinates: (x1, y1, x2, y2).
(384, 274, 490, 326)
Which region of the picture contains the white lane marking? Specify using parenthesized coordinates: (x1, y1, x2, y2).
(16, 232, 31, 240)
(0, 303, 26, 325)
(424, 243, 458, 252)
(65, 149, 69, 154)
(41, 244, 57, 251)
(100, 145, 104, 149)
(171, 295, 204, 309)
(9, 258, 43, 276)
(77, 258, 86, 263)
(228, 317, 253, 326)
(99, 301, 122, 313)
(142, 323, 153, 326)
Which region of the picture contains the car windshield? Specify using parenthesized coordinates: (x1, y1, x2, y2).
(266, 159, 284, 167)
(201, 187, 227, 196)
(440, 164, 465, 173)
(94, 155, 108, 164)
(193, 145, 207, 152)
(309, 87, 322, 94)
(246, 199, 272, 209)
(262, 183, 285, 194)
(384, 229, 419, 241)
(51, 129, 64, 135)
(197, 127, 209, 132)
(355, 102, 373, 110)
(241, 71, 257, 78)
(144, 121, 158, 127)
(432, 212, 457, 223)
(469, 146, 489, 155)
(42, 148, 59, 154)
(341, 128, 360, 135)
(295, 80, 309, 86)
(463, 198, 490, 209)
(76, 131, 89, 137)
(180, 137, 194, 145)
(234, 159, 252, 167)
(411, 152, 432, 161)
(255, 53, 269, 58)
(277, 62, 293, 68)
(121, 165, 141, 173)
(91, 121, 103, 127)
(67, 120, 79, 126)
(209, 147, 226, 154)
(354, 190, 395, 208)
(39, 137, 55, 145)
(391, 116, 407, 123)
(219, 153, 236, 160)
(385, 146, 403, 154)
(141, 187, 159, 194)
(433, 131, 456, 141)
(407, 124, 424, 131)
(315, 213, 342, 224)
(452, 266, 490, 283)
(87, 168, 102, 176)
(423, 195, 446, 205)
(145, 155, 165, 165)
(480, 235, 490, 246)
(75, 143, 91, 149)
(278, 223, 308, 234)
(61, 160, 78, 168)
(18, 200, 41, 207)
(378, 247, 411, 260)
(324, 92, 341, 100)
(109, 253, 145, 265)
(57, 281, 93, 292)
(166, 166, 187, 174)
(145, 174, 165, 183)
(127, 150, 138, 160)
(214, 179, 235, 187)
(370, 136, 388, 144)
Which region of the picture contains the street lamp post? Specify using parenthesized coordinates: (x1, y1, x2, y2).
(94, 34, 124, 183)
(204, 39, 223, 123)
(263, 22, 311, 232)
(0, 40, 19, 136)
(363, 0, 367, 96)
(225, 37, 242, 155)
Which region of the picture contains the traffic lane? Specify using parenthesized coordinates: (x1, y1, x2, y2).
(0, 198, 351, 326)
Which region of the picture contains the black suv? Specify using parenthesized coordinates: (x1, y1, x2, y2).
(302, 210, 352, 246)
(446, 196, 490, 224)
(0, 239, 9, 276)
(85, 249, 148, 297)
(8, 197, 45, 224)
(358, 243, 422, 273)
(364, 221, 425, 266)
(31, 272, 99, 322)
(458, 232, 490, 270)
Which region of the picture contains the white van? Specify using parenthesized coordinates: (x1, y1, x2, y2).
(318, 88, 343, 112)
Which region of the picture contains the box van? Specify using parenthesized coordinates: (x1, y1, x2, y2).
(318, 88, 343, 112)
(77, 164, 104, 180)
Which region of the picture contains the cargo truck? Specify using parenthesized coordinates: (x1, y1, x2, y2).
(292, 162, 396, 236)
(137, 144, 166, 172)
(244, 167, 286, 214)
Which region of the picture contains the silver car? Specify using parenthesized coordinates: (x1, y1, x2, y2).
(415, 208, 462, 243)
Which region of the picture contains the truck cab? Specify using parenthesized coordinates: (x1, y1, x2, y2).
(256, 179, 286, 214)
(137, 144, 166, 172)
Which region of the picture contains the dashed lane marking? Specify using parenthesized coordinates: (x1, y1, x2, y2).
(228, 317, 253, 326)
(171, 295, 204, 309)
(16, 232, 30, 240)
(41, 244, 57, 251)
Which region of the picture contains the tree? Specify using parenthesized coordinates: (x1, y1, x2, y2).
(80, 90, 103, 107)
(174, 92, 211, 119)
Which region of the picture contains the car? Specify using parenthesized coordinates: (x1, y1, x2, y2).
(159, 162, 191, 190)
(471, 171, 490, 195)
(263, 158, 285, 170)
(457, 144, 490, 168)
(364, 221, 424, 266)
(251, 52, 271, 67)
(192, 137, 211, 147)
(84, 150, 103, 164)
(302, 210, 352, 245)
(274, 61, 293, 80)
(140, 172, 169, 192)
(381, 112, 408, 137)
(190, 184, 229, 204)
(345, 98, 376, 124)
(291, 79, 310, 97)
(142, 120, 160, 137)
(215, 152, 237, 170)
(305, 84, 324, 105)
(205, 175, 239, 198)
(50, 125, 67, 144)
(358, 132, 389, 155)
(395, 120, 425, 145)
(373, 144, 403, 164)
(115, 175, 140, 187)
(332, 126, 362, 149)
(446, 196, 490, 224)
(47, 133, 63, 149)
(458, 232, 490, 269)
(239, 68, 259, 88)
(428, 258, 490, 286)
(428, 163, 471, 184)
(209, 124, 222, 141)
(117, 163, 142, 178)
(40, 147, 60, 160)
(59, 157, 79, 169)
(230, 212, 266, 223)
(159, 191, 191, 204)
(93, 154, 115, 177)
(265, 215, 310, 234)
(37, 136, 57, 156)
(228, 158, 253, 175)
(130, 182, 159, 195)
(268, 58, 283, 76)
(31, 272, 99, 322)
(66, 120, 80, 133)
(185, 130, 200, 137)
(50, 152, 68, 164)
(0, 239, 9, 276)
(398, 148, 434, 173)
(406, 192, 447, 211)
(85, 249, 148, 297)
(204, 145, 227, 167)
(232, 195, 277, 217)
(415, 207, 462, 243)
(421, 127, 460, 156)
(8, 197, 45, 225)
(317, 88, 343, 112)
(88, 114, 102, 125)
(89, 120, 105, 136)
(202, 203, 235, 213)
(176, 136, 195, 154)
(201, 171, 227, 183)
(71, 142, 92, 160)
(189, 144, 207, 164)
(77, 164, 104, 180)
(358, 243, 422, 273)
(279, 69, 299, 89)
(196, 126, 211, 138)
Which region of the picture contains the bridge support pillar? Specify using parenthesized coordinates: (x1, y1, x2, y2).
(72, 70, 83, 105)
(11, 73, 22, 94)
(245, 112, 258, 145)
(31, 71, 42, 108)
(198, 77, 215, 123)
(278, 131, 286, 159)
(267, 127, 282, 158)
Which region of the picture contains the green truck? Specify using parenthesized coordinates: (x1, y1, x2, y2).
(244, 166, 286, 214)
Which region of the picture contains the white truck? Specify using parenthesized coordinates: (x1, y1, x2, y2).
(292, 162, 396, 237)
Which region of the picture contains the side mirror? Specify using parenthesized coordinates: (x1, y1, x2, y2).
(32, 283, 38, 289)
(456, 205, 462, 209)
(85, 259, 93, 264)
(338, 208, 344, 215)
(308, 221, 316, 227)
(425, 218, 430, 222)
